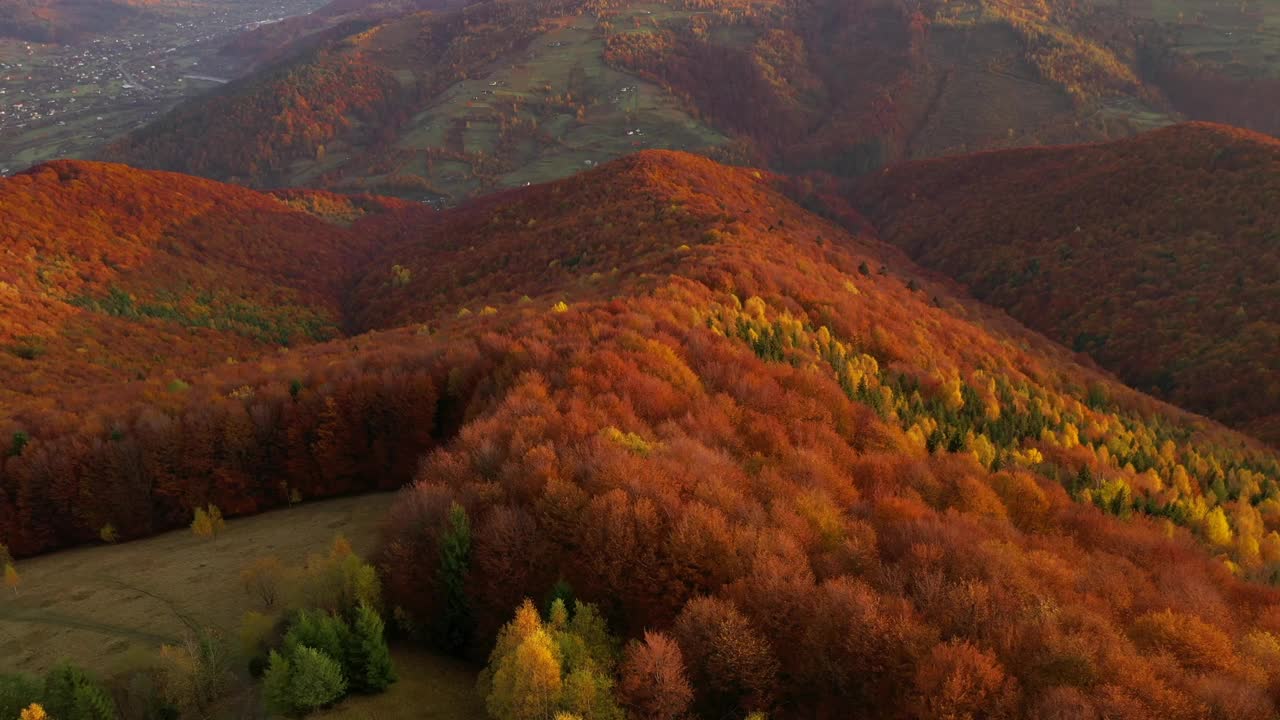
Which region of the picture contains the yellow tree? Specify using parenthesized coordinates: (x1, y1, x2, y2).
(191, 504, 226, 539)
(20, 704, 48, 720)
(484, 600, 564, 720)
(487, 629, 564, 720)
(1204, 507, 1233, 548)
(4, 562, 19, 596)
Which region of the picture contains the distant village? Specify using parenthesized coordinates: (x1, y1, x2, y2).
(0, 0, 326, 174)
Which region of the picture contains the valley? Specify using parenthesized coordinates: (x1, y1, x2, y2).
(347, 7, 729, 203)
(0, 0, 330, 173)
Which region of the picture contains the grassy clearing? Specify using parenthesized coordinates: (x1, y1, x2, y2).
(314, 649, 485, 720)
(1, 492, 487, 719)
(0, 494, 395, 675)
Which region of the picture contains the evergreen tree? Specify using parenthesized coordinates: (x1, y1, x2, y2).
(288, 646, 347, 713)
(43, 665, 91, 720)
(0, 674, 42, 720)
(434, 502, 473, 654)
(543, 580, 574, 620)
(71, 682, 116, 720)
(346, 603, 396, 693)
(262, 651, 294, 717)
(284, 609, 349, 668)
(40, 665, 117, 720)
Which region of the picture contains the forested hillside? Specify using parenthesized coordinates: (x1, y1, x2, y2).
(105, 0, 1279, 202)
(5, 0, 1280, 717)
(854, 122, 1280, 447)
(0, 0, 145, 41)
(3, 152, 1280, 717)
(0, 161, 406, 405)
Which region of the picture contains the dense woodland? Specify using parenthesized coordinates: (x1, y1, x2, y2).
(3, 149, 1280, 716)
(0, 161, 415, 402)
(854, 122, 1280, 448)
(104, 48, 406, 185)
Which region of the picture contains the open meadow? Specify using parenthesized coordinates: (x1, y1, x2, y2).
(0, 493, 485, 719)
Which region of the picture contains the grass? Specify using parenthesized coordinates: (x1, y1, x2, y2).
(0, 492, 488, 720)
(0, 494, 396, 675)
(315, 649, 485, 720)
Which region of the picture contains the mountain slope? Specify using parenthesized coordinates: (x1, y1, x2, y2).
(0, 160, 405, 403)
(4, 150, 1280, 717)
(103, 0, 1210, 201)
(853, 122, 1280, 447)
(2, 151, 1276, 570)
(0, 0, 146, 41)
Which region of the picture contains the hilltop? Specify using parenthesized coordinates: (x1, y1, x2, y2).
(853, 122, 1280, 447)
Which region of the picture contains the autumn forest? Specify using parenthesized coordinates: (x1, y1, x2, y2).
(3, 0, 1280, 718)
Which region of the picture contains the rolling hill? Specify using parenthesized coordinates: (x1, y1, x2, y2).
(0, 160, 407, 405)
(103, 0, 1257, 202)
(3, 151, 1280, 717)
(853, 122, 1280, 448)
(0, 0, 146, 42)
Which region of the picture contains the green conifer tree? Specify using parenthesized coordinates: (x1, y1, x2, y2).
(284, 610, 349, 669)
(71, 681, 116, 720)
(262, 651, 294, 716)
(42, 665, 91, 720)
(288, 646, 346, 713)
(435, 502, 473, 654)
(346, 603, 396, 693)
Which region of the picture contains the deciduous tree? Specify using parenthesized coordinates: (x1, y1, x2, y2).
(618, 631, 693, 720)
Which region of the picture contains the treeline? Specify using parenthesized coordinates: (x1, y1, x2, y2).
(0, 346, 440, 555)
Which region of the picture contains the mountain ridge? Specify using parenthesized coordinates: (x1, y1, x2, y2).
(853, 121, 1280, 447)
